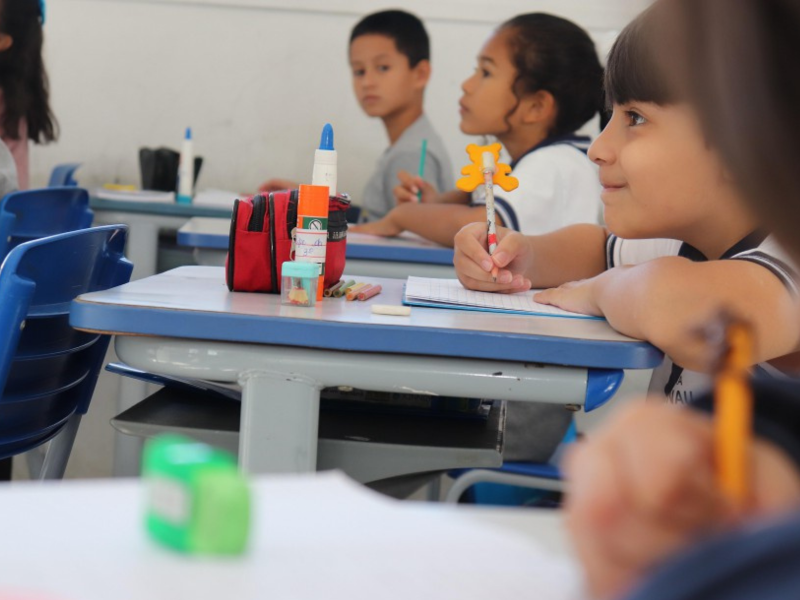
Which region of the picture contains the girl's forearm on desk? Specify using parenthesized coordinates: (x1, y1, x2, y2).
(389, 203, 494, 247)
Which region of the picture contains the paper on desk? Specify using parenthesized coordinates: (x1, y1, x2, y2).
(251, 471, 587, 600)
(404, 276, 600, 319)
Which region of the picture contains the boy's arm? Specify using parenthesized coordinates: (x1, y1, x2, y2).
(453, 222, 608, 291)
(351, 203, 496, 247)
(536, 257, 800, 370)
(393, 170, 471, 205)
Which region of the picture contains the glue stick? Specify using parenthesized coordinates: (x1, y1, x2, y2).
(312, 123, 337, 196)
(176, 127, 194, 204)
(296, 184, 329, 301)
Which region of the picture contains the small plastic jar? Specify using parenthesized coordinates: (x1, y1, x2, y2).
(281, 261, 320, 307)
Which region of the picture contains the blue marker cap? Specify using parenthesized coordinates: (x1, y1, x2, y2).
(319, 123, 334, 151)
(185, 127, 192, 140)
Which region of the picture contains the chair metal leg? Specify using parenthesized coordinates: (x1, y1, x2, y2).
(25, 447, 45, 480)
(39, 415, 83, 480)
(444, 469, 566, 504)
(426, 475, 442, 502)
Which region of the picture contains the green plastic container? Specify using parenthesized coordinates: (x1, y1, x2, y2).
(142, 435, 250, 555)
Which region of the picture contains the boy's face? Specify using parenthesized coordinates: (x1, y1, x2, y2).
(349, 34, 428, 120)
(589, 102, 734, 241)
(459, 30, 519, 136)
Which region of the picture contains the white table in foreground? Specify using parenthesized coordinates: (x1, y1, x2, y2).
(70, 266, 662, 475)
(0, 472, 581, 600)
(178, 217, 457, 278)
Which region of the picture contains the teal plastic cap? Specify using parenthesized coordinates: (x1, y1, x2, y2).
(281, 261, 320, 278)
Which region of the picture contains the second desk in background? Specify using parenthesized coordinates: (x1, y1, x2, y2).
(178, 217, 456, 278)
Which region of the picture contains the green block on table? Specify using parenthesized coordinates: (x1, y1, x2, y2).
(142, 434, 250, 555)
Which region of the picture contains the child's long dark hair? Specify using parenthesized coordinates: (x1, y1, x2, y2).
(500, 14, 603, 137)
(0, 0, 58, 143)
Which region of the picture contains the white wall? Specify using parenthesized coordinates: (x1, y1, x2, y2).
(33, 0, 650, 198)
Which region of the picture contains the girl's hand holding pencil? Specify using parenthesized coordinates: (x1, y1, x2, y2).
(453, 222, 532, 293)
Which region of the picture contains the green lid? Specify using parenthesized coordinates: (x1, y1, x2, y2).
(281, 261, 320, 278)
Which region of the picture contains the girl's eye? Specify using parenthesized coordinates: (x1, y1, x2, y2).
(625, 110, 646, 126)
(377, 65, 390, 72)
(474, 66, 491, 78)
(352, 68, 365, 77)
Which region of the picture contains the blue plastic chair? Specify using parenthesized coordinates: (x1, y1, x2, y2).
(442, 369, 626, 504)
(0, 187, 94, 258)
(0, 225, 132, 478)
(47, 163, 81, 188)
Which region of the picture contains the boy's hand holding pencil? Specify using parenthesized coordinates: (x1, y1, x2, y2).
(394, 170, 439, 204)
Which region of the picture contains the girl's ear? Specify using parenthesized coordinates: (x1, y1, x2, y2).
(412, 59, 431, 89)
(0, 33, 13, 52)
(520, 90, 557, 126)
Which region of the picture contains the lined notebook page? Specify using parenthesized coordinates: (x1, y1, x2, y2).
(404, 277, 597, 319)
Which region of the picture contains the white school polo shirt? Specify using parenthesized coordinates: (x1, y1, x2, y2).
(606, 232, 799, 404)
(471, 135, 602, 234)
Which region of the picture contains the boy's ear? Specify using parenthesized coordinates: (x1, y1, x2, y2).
(0, 33, 13, 52)
(519, 90, 557, 126)
(412, 59, 431, 90)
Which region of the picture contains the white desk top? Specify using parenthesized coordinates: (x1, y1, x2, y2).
(0, 472, 582, 600)
(71, 266, 661, 369)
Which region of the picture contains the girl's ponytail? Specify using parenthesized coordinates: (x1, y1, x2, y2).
(500, 14, 604, 137)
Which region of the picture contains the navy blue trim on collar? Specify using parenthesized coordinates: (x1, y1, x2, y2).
(493, 196, 520, 231)
(678, 230, 767, 262)
(509, 133, 592, 170)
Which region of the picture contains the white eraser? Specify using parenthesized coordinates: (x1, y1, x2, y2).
(371, 304, 412, 317)
(481, 151, 496, 174)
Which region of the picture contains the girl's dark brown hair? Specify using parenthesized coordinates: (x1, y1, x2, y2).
(0, 0, 58, 143)
(664, 0, 800, 253)
(499, 13, 604, 137)
(604, 2, 677, 108)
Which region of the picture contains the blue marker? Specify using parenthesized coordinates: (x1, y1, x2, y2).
(311, 123, 337, 196)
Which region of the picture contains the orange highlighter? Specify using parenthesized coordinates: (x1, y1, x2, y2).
(714, 318, 754, 509)
(296, 184, 329, 301)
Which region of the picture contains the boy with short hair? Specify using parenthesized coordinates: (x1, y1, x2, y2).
(261, 10, 453, 221)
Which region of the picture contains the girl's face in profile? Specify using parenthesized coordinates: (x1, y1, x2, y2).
(589, 101, 736, 247)
(459, 29, 520, 137)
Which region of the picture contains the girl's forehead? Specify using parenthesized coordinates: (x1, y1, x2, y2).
(479, 29, 513, 63)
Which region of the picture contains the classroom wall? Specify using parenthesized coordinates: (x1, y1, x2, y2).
(33, 0, 651, 200)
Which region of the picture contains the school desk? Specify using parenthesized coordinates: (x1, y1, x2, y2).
(70, 266, 662, 475)
(0, 471, 580, 600)
(90, 197, 232, 280)
(178, 217, 457, 277)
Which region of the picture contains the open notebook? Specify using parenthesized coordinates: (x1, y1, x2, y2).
(403, 276, 601, 320)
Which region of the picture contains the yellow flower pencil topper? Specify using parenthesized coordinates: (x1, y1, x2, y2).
(456, 143, 519, 281)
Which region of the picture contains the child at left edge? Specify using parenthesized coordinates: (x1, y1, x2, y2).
(351, 13, 604, 246)
(0, 0, 58, 189)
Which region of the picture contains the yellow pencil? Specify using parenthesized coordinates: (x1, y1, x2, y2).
(714, 317, 753, 508)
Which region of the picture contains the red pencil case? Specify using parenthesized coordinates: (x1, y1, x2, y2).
(225, 189, 349, 293)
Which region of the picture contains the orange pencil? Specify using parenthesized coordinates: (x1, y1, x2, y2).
(358, 285, 382, 301)
(714, 317, 753, 508)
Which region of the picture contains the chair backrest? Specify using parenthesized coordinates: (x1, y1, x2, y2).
(0, 187, 94, 258)
(47, 163, 81, 188)
(0, 225, 132, 459)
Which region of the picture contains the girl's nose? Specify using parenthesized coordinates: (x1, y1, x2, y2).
(588, 116, 615, 165)
(460, 72, 476, 94)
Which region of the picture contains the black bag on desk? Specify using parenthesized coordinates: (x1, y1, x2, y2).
(139, 147, 203, 192)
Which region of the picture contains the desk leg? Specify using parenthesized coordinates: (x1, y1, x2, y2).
(112, 377, 147, 477)
(238, 372, 321, 474)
